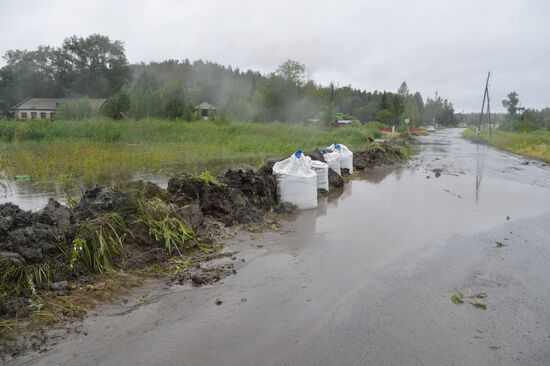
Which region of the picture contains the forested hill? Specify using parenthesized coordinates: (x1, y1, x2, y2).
(0, 34, 456, 125)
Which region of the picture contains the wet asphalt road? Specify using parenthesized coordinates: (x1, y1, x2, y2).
(12, 128, 550, 366)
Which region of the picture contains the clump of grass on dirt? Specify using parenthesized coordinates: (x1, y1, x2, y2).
(133, 197, 195, 256)
(197, 170, 222, 186)
(496, 241, 505, 248)
(0, 257, 51, 298)
(1, 271, 147, 350)
(463, 128, 550, 163)
(70, 212, 128, 273)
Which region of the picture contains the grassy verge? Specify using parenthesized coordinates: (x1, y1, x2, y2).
(0, 119, 379, 184)
(463, 128, 550, 163)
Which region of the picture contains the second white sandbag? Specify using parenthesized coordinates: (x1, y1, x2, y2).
(310, 160, 329, 191)
(272, 151, 318, 209)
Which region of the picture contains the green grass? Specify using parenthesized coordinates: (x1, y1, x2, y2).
(0, 257, 51, 299)
(451, 294, 464, 304)
(472, 301, 487, 310)
(70, 212, 128, 273)
(0, 119, 378, 185)
(133, 197, 195, 256)
(463, 128, 550, 163)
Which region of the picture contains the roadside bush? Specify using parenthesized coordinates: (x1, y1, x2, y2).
(516, 119, 536, 132)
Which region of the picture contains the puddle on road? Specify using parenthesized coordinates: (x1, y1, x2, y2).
(275, 129, 550, 269)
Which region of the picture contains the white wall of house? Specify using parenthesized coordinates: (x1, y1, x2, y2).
(16, 110, 55, 120)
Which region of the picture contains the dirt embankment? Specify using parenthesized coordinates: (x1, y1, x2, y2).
(0, 139, 407, 358)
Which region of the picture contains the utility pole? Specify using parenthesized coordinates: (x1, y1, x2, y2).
(477, 71, 491, 137)
(487, 88, 492, 138)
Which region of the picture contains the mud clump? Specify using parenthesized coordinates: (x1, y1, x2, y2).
(168, 169, 278, 226)
(258, 158, 283, 175)
(119, 180, 166, 200)
(307, 148, 326, 163)
(177, 204, 203, 231)
(328, 168, 344, 188)
(353, 142, 405, 170)
(0, 199, 73, 264)
(224, 168, 277, 210)
(167, 173, 205, 206)
(274, 202, 298, 214)
(74, 186, 137, 220)
(184, 263, 235, 287)
(200, 184, 262, 225)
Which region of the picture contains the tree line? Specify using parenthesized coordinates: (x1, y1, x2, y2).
(0, 34, 457, 126)
(500, 92, 550, 131)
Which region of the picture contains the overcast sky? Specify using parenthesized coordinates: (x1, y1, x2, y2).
(1, 0, 549, 112)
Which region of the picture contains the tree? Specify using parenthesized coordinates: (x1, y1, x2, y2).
(321, 102, 336, 125)
(128, 71, 162, 119)
(377, 92, 392, 124)
(161, 81, 190, 120)
(0, 34, 130, 111)
(102, 87, 130, 119)
(397, 82, 409, 98)
(502, 91, 519, 118)
(276, 59, 306, 86)
(61, 34, 130, 97)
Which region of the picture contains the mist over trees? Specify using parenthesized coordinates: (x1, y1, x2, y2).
(0, 35, 457, 125)
(0, 34, 129, 107)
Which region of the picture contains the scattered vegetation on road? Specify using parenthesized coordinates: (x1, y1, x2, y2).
(451, 291, 487, 310)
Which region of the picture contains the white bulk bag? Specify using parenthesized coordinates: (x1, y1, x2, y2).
(321, 150, 341, 176)
(326, 143, 354, 174)
(310, 160, 329, 191)
(272, 151, 318, 209)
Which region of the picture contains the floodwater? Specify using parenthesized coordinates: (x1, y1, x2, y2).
(0, 160, 260, 212)
(11, 128, 550, 366)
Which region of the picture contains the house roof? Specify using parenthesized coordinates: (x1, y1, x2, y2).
(9, 98, 108, 111)
(195, 101, 217, 110)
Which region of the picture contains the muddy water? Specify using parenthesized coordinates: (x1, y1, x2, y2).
(0, 160, 260, 211)
(12, 129, 550, 366)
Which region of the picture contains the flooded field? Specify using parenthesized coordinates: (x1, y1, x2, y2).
(0, 159, 261, 211)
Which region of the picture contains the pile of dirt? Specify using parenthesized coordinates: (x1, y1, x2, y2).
(328, 168, 345, 187)
(168, 169, 278, 225)
(353, 141, 405, 170)
(258, 158, 283, 175)
(167, 173, 205, 207)
(118, 180, 167, 200)
(307, 148, 326, 163)
(224, 168, 277, 210)
(74, 186, 137, 220)
(0, 199, 73, 265)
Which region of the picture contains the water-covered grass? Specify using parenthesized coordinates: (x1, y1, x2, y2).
(0, 119, 378, 184)
(463, 128, 550, 163)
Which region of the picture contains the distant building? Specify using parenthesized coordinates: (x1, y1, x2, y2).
(8, 97, 108, 120)
(195, 101, 217, 120)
